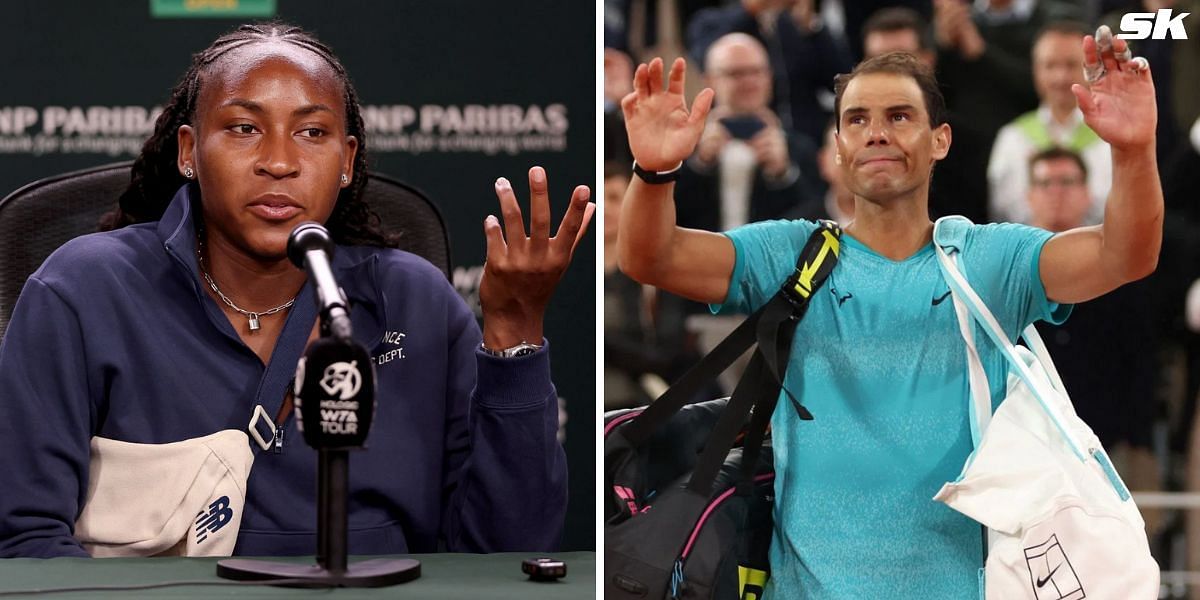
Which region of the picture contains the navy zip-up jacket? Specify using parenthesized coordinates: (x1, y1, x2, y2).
(0, 186, 567, 558)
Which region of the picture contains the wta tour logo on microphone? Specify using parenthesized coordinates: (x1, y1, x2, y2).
(317, 360, 362, 436)
(294, 339, 376, 448)
(295, 356, 364, 437)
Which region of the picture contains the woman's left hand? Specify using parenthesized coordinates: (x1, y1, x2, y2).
(479, 166, 595, 350)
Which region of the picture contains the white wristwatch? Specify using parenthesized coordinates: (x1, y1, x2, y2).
(480, 341, 543, 358)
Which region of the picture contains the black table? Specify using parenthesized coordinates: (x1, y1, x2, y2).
(0, 551, 594, 598)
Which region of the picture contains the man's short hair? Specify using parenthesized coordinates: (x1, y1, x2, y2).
(1035, 20, 1091, 45)
(1028, 146, 1088, 180)
(833, 52, 946, 130)
(862, 7, 934, 52)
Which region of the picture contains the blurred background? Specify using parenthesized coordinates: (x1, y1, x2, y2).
(603, 0, 1200, 594)
(0, 1, 595, 551)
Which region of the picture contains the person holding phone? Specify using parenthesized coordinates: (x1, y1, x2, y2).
(675, 33, 823, 233)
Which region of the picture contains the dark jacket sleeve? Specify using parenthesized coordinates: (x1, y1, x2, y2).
(675, 132, 824, 231)
(0, 277, 93, 558)
(439, 303, 567, 552)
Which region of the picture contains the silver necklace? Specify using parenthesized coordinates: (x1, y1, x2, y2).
(196, 243, 296, 332)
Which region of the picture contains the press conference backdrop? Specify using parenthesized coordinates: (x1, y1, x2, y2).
(0, 1, 595, 550)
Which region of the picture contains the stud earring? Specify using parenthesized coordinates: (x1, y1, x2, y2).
(835, 154, 843, 166)
(340, 174, 349, 185)
(183, 166, 194, 179)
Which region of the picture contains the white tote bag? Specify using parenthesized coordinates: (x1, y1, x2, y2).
(930, 217, 1158, 600)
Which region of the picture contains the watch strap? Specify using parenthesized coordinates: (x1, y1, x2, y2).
(632, 161, 683, 184)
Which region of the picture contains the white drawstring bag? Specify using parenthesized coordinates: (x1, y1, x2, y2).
(930, 216, 1158, 599)
(74, 429, 254, 557)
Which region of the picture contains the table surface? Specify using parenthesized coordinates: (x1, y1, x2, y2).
(0, 551, 595, 599)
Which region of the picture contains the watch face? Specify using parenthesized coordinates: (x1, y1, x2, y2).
(508, 346, 538, 358)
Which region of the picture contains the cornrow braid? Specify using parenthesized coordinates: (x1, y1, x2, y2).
(101, 22, 396, 248)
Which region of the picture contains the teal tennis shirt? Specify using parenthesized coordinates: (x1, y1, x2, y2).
(714, 219, 1069, 599)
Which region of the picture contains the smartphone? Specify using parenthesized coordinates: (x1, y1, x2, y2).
(720, 115, 767, 140)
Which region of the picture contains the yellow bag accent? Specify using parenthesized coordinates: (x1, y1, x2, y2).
(792, 228, 841, 299)
(738, 565, 768, 600)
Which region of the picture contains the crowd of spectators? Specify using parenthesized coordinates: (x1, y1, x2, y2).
(605, 0, 1200, 587)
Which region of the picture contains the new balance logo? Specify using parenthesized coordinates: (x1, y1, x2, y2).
(195, 496, 233, 544)
(1119, 9, 1190, 40)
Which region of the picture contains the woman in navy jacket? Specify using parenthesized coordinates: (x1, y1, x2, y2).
(0, 23, 593, 558)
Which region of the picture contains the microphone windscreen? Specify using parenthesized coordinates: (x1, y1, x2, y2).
(287, 222, 334, 269)
(294, 337, 376, 450)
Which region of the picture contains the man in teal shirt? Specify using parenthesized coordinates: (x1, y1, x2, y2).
(617, 29, 1161, 598)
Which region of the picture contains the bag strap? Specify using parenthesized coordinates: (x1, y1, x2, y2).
(931, 217, 1087, 462)
(625, 221, 841, 499)
(620, 221, 841, 447)
(932, 217, 994, 449)
(735, 354, 780, 493)
(729, 223, 842, 491)
(686, 351, 770, 496)
(689, 221, 840, 497)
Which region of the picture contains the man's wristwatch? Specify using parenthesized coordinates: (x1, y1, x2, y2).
(480, 340, 543, 358)
(632, 161, 683, 184)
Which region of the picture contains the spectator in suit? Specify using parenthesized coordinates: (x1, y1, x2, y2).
(675, 33, 824, 231)
(686, 0, 854, 142)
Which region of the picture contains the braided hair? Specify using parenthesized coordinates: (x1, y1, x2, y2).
(101, 22, 396, 248)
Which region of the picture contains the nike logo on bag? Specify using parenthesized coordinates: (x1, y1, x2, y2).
(1036, 564, 1061, 588)
(932, 291, 952, 306)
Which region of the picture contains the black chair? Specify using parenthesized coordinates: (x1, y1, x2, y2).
(0, 161, 451, 339)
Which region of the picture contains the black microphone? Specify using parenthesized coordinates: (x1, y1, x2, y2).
(293, 337, 376, 450)
(288, 222, 352, 341)
(218, 224, 418, 587)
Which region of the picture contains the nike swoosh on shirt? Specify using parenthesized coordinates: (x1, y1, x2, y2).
(1036, 564, 1062, 588)
(932, 291, 952, 306)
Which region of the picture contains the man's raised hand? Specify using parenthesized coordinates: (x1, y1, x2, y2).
(1072, 25, 1157, 151)
(621, 57, 715, 172)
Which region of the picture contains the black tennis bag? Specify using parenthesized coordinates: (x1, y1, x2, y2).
(605, 399, 775, 599)
(604, 222, 841, 599)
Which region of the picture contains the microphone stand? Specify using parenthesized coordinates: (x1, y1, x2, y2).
(216, 294, 420, 587)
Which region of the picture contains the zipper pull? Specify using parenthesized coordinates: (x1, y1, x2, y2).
(670, 558, 685, 598)
(273, 425, 284, 454)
